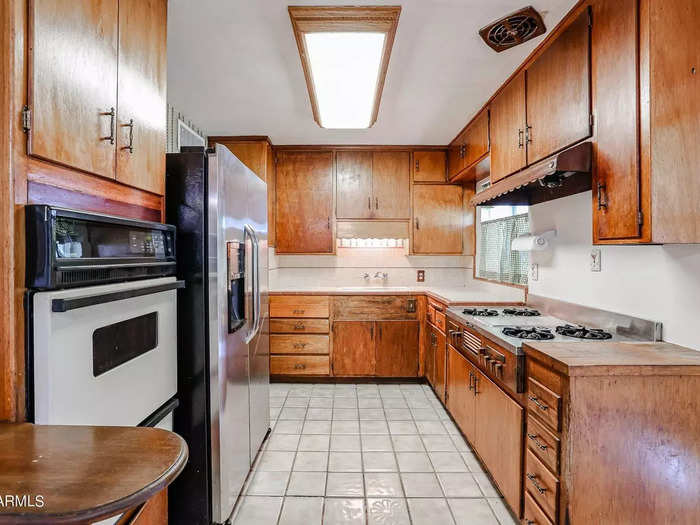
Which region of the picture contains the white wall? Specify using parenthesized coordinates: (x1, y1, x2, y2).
(529, 192, 700, 350)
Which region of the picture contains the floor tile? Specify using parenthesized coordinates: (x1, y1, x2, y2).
(328, 451, 363, 472)
(367, 498, 410, 525)
(360, 408, 386, 420)
(407, 498, 455, 525)
(442, 420, 461, 435)
(361, 434, 393, 452)
(278, 496, 323, 525)
(429, 452, 468, 472)
(363, 451, 398, 472)
(473, 473, 501, 498)
(298, 434, 330, 451)
(364, 472, 404, 497)
(450, 434, 471, 452)
(285, 471, 326, 496)
(382, 397, 408, 409)
(269, 407, 281, 420)
(416, 420, 447, 435)
(450, 498, 500, 525)
(334, 397, 359, 408)
(422, 435, 457, 452)
(334, 408, 360, 420)
(302, 420, 332, 434)
(331, 434, 362, 452)
(323, 498, 366, 524)
(293, 451, 328, 471)
(396, 452, 434, 472)
(487, 498, 519, 525)
(257, 451, 295, 472)
(388, 421, 418, 435)
(332, 419, 360, 434)
(279, 407, 306, 420)
(407, 398, 432, 410)
(358, 397, 382, 408)
(245, 470, 290, 496)
(461, 452, 485, 473)
(309, 397, 333, 408)
(274, 420, 304, 434)
(289, 385, 313, 396)
(391, 435, 425, 452)
(438, 472, 483, 498)
(306, 408, 332, 420)
(401, 472, 444, 497)
(385, 408, 413, 421)
(326, 472, 365, 497)
(232, 496, 283, 525)
(266, 433, 300, 451)
(361, 420, 390, 434)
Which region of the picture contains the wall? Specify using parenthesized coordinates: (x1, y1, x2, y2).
(529, 192, 700, 351)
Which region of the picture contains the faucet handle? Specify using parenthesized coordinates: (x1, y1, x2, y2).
(361, 272, 370, 280)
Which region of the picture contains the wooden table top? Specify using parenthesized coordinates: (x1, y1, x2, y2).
(0, 424, 188, 524)
(523, 341, 700, 377)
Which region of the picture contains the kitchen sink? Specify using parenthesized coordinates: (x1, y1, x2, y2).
(336, 286, 412, 291)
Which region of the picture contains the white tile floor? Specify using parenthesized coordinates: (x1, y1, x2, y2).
(231, 383, 519, 525)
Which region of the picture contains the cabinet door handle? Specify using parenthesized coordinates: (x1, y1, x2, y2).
(472, 375, 479, 395)
(415, 218, 419, 230)
(101, 107, 116, 144)
(327, 217, 331, 229)
(528, 394, 549, 412)
(370, 325, 374, 339)
(468, 371, 474, 391)
(368, 196, 371, 210)
(379, 325, 382, 340)
(121, 118, 134, 153)
(415, 159, 420, 171)
(597, 182, 608, 210)
(294, 363, 306, 370)
(375, 197, 379, 209)
(526, 473, 547, 494)
(527, 432, 548, 451)
(518, 129, 524, 149)
(526, 125, 533, 145)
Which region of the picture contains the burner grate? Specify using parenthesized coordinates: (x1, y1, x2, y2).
(502, 307, 541, 317)
(556, 324, 613, 340)
(463, 308, 499, 317)
(502, 326, 554, 340)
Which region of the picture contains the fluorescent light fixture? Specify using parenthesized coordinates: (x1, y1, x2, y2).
(304, 32, 385, 129)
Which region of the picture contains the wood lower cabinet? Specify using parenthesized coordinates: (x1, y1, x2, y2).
(425, 324, 446, 401)
(371, 151, 410, 219)
(332, 321, 376, 376)
(413, 150, 446, 182)
(489, 72, 527, 183)
(375, 321, 419, 377)
(446, 345, 477, 444)
(424, 326, 436, 387)
(275, 151, 334, 253)
(412, 185, 463, 254)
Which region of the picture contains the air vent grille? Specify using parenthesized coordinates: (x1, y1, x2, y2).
(479, 6, 546, 52)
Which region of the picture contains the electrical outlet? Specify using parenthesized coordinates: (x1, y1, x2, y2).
(529, 263, 539, 281)
(591, 249, 601, 272)
(416, 270, 425, 282)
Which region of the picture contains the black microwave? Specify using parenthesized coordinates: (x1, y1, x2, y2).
(26, 205, 176, 289)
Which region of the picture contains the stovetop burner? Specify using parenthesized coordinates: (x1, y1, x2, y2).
(556, 324, 613, 340)
(502, 307, 541, 317)
(463, 308, 499, 317)
(502, 326, 555, 340)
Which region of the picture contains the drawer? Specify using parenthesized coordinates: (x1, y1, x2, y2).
(333, 296, 418, 320)
(433, 310, 446, 333)
(446, 319, 460, 348)
(526, 415, 561, 474)
(528, 377, 562, 432)
(427, 298, 445, 312)
(527, 358, 563, 395)
(269, 295, 329, 318)
(525, 449, 559, 523)
(427, 305, 435, 325)
(271, 334, 329, 355)
(270, 318, 330, 334)
(270, 355, 330, 375)
(523, 491, 555, 525)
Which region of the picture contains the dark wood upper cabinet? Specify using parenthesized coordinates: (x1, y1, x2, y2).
(413, 150, 446, 183)
(447, 129, 467, 180)
(336, 151, 373, 219)
(375, 321, 419, 377)
(332, 321, 375, 376)
(275, 151, 334, 254)
(29, 0, 119, 179)
(448, 110, 489, 180)
(116, 0, 167, 195)
(412, 185, 463, 254)
(371, 151, 410, 219)
(490, 73, 527, 182)
(526, 8, 592, 165)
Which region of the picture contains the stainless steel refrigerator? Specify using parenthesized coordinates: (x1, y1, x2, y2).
(166, 144, 269, 525)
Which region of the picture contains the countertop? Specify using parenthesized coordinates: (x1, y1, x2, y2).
(0, 424, 188, 524)
(523, 341, 700, 377)
(268, 284, 525, 306)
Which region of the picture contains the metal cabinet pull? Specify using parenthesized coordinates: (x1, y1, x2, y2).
(375, 197, 379, 209)
(415, 159, 420, 171)
(368, 196, 371, 210)
(473, 375, 479, 395)
(468, 371, 474, 391)
(597, 183, 608, 210)
(379, 325, 382, 340)
(528, 395, 549, 411)
(370, 325, 374, 339)
(101, 107, 116, 144)
(527, 432, 548, 451)
(526, 125, 533, 145)
(526, 473, 547, 494)
(121, 118, 134, 153)
(415, 218, 420, 230)
(292, 343, 308, 349)
(327, 217, 331, 229)
(293, 323, 305, 331)
(292, 309, 305, 315)
(518, 129, 524, 149)
(294, 363, 306, 370)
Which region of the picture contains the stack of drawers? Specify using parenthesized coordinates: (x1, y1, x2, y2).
(269, 295, 330, 376)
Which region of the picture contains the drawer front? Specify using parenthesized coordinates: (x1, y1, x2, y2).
(333, 296, 418, 320)
(427, 298, 445, 312)
(269, 295, 330, 318)
(427, 305, 435, 325)
(271, 334, 329, 355)
(523, 491, 555, 525)
(270, 318, 330, 334)
(433, 310, 446, 333)
(526, 416, 561, 474)
(270, 355, 330, 375)
(528, 377, 562, 432)
(525, 449, 559, 523)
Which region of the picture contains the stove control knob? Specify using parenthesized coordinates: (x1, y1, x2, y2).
(494, 363, 504, 376)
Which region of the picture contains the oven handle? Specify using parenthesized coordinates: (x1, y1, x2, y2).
(51, 280, 185, 312)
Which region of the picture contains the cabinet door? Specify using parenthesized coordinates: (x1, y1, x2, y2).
(413, 185, 463, 254)
(526, 9, 591, 165)
(490, 72, 527, 182)
(29, 0, 119, 178)
(371, 151, 410, 219)
(336, 151, 373, 219)
(433, 329, 447, 401)
(332, 321, 375, 376)
(424, 326, 436, 387)
(446, 347, 476, 444)
(276, 151, 334, 253)
(463, 109, 490, 169)
(474, 369, 523, 514)
(447, 130, 466, 180)
(116, 0, 167, 195)
(375, 321, 419, 377)
(413, 151, 446, 183)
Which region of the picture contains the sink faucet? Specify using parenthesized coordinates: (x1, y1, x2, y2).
(361, 272, 370, 281)
(374, 271, 388, 281)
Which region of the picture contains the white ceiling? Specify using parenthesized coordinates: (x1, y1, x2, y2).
(167, 0, 576, 145)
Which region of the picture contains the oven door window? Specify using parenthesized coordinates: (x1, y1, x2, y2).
(92, 312, 159, 377)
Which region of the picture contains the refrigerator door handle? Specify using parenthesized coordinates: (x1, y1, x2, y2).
(251, 228, 262, 338)
(244, 224, 257, 343)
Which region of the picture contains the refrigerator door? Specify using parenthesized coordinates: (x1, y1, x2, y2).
(247, 168, 270, 463)
(208, 144, 252, 524)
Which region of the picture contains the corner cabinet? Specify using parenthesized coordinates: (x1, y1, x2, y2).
(448, 110, 489, 181)
(28, 0, 167, 195)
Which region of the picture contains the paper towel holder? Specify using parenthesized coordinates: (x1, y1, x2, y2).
(511, 229, 557, 252)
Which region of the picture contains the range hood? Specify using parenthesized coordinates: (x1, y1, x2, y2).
(470, 141, 592, 207)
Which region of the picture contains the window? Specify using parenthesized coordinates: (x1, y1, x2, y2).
(476, 206, 529, 286)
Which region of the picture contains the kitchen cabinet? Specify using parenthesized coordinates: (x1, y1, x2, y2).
(525, 9, 591, 165)
(424, 326, 435, 387)
(332, 321, 376, 376)
(371, 151, 410, 219)
(275, 151, 334, 253)
(28, 0, 167, 194)
(425, 324, 446, 400)
(489, 73, 527, 183)
(412, 185, 463, 254)
(375, 321, 420, 377)
(413, 150, 446, 182)
(336, 151, 373, 219)
(446, 346, 477, 445)
(448, 110, 490, 180)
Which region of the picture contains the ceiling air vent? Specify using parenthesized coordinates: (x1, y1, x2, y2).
(479, 6, 546, 52)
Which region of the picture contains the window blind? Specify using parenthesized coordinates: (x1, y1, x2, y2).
(477, 213, 529, 285)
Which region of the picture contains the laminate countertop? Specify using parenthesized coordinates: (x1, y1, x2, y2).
(523, 341, 700, 377)
(0, 424, 188, 524)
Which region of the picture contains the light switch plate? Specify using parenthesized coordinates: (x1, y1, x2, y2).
(529, 263, 539, 281)
(591, 249, 602, 272)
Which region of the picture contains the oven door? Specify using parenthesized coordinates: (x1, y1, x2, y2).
(30, 277, 182, 426)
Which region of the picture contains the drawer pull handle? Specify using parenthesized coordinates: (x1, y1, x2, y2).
(294, 323, 305, 330)
(526, 473, 547, 495)
(468, 371, 474, 391)
(294, 363, 306, 370)
(528, 395, 549, 412)
(292, 309, 305, 314)
(293, 343, 308, 349)
(527, 432, 548, 451)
